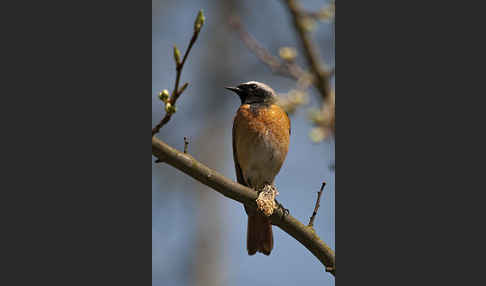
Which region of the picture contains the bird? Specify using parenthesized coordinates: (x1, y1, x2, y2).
(226, 81, 291, 256)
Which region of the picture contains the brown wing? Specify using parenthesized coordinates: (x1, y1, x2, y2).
(232, 113, 247, 186)
(285, 110, 291, 136)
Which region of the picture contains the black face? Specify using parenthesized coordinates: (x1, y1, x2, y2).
(225, 81, 275, 105)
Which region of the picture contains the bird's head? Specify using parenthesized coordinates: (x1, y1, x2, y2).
(226, 81, 277, 105)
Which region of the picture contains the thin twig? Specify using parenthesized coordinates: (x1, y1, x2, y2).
(152, 137, 335, 276)
(308, 182, 326, 227)
(152, 11, 205, 136)
(184, 137, 189, 153)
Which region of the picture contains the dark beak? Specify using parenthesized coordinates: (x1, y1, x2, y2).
(225, 86, 241, 94)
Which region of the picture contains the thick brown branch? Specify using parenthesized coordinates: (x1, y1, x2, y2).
(308, 182, 326, 227)
(152, 137, 335, 276)
(283, 0, 331, 100)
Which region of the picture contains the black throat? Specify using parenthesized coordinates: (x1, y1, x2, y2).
(247, 101, 270, 115)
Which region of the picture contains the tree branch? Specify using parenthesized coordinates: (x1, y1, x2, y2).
(283, 0, 331, 101)
(229, 2, 335, 138)
(228, 15, 308, 82)
(152, 136, 335, 276)
(301, 2, 335, 22)
(152, 10, 205, 136)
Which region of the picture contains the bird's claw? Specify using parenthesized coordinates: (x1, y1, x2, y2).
(275, 199, 289, 217)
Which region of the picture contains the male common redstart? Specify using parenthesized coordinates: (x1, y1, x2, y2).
(226, 81, 291, 256)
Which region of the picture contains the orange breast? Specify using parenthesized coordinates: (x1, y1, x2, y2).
(233, 103, 290, 187)
(236, 104, 290, 140)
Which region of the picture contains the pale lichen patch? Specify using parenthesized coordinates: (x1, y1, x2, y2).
(256, 184, 278, 216)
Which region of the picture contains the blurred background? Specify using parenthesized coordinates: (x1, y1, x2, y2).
(152, 0, 334, 285)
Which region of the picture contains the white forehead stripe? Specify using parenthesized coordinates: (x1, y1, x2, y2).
(243, 81, 260, 85)
(241, 81, 274, 93)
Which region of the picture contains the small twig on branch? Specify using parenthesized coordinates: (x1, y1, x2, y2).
(152, 137, 335, 276)
(308, 182, 326, 227)
(184, 137, 189, 153)
(152, 10, 205, 136)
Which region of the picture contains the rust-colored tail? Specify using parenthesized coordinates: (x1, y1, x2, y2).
(247, 213, 273, 255)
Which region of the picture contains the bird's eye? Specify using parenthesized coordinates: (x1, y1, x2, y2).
(249, 84, 257, 89)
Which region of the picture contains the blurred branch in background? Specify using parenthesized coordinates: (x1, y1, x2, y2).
(191, 127, 226, 286)
(228, 15, 313, 115)
(283, 0, 335, 142)
(283, 0, 332, 101)
(228, 15, 309, 82)
(301, 2, 335, 22)
(229, 0, 335, 142)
